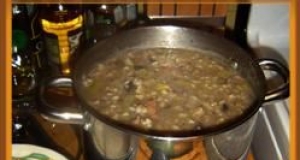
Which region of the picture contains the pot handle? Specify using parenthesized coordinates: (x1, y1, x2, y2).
(258, 59, 289, 102)
(37, 77, 84, 125)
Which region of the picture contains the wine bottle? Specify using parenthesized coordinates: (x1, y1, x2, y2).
(12, 4, 37, 100)
(40, 4, 83, 76)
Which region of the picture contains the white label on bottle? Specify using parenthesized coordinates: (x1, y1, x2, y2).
(69, 31, 83, 55)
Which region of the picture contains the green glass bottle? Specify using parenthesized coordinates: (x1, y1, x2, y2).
(12, 4, 37, 100)
(12, 4, 39, 145)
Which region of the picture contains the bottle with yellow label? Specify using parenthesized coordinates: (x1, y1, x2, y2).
(40, 4, 83, 76)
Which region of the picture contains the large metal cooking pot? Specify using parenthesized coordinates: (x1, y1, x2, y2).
(38, 25, 289, 160)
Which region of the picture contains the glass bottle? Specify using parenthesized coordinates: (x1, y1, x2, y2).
(82, 4, 95, 49)
(40, 4, 83, 76)
(12, 100, 35, 144)
(12, 4, 37, 101)
(124, 4, 150, 29)
(123, 4, 138, 29)
(83, 4, 127, 49)
(12, 4, 38, 144)
(12, 44, 37, 100)
(26, 4, 47, 75)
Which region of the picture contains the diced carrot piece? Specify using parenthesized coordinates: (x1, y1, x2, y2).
(145, 100, 157, 114)
(144, 100, 159, 120)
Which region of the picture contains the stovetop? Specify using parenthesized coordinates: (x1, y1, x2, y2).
(12, 4, 289, 160)
(31, 112, 256, 160)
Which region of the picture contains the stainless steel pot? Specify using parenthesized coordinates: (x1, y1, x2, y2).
(38, 25, 289, 160)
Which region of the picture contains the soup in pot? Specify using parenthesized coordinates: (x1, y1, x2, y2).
(81, 48, 255, 131)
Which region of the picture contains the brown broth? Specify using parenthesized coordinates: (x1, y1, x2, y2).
(81, 48, 255, 131)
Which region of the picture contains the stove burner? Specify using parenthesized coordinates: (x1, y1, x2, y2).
(136, 140, 208, 160)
